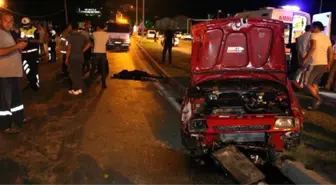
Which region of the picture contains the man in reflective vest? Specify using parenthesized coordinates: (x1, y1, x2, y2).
(20, 17, 41, 91)
(48, 24, 57, 62)
(60, 24, 72, 78)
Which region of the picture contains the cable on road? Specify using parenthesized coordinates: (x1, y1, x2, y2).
(0, 7, 64, 18)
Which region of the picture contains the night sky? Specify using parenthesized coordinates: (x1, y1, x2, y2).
(5, 0, 336, 22)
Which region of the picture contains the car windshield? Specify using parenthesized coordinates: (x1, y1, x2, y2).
(149, 31, 156, 34)
(106, 23, 130, 33)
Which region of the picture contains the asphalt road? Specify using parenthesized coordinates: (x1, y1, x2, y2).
(0, 42, 234, 184)
(75, 44, 234, 184)
(175, 40, 192, 54)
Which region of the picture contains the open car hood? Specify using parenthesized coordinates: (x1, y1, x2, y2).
(190, 18, 287, 85)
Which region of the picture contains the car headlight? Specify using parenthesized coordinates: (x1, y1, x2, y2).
(274, 117, 297, 129)
(124, 38, 130, 43)
(188, 119, 208, 132)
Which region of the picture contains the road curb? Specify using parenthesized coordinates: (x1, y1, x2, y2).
(281, 160, 332, 184)
(135, 40, 334, 185)
(136, 41, 187, 97)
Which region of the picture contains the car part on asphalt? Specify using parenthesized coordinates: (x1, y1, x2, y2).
(212, 146, 266, 185)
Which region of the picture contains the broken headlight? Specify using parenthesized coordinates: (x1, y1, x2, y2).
(188, 119, 208, 132)
(274, 117, 297, 129)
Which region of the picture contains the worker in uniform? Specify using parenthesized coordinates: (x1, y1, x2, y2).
(20, 17, 41, 91)
(48, 24, 57, 62)
(60, 24, 72, 78)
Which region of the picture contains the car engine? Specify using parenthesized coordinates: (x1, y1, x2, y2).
(188, 80, 291, 116)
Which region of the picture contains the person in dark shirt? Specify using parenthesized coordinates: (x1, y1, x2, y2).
(66, 22, 91, 95)
(162, 28, 174, 64)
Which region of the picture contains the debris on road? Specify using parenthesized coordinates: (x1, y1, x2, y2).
(112, 70, 165, 81)
(212, 146, 266, 185)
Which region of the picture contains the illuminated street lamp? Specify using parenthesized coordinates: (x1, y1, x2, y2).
(0, 0, 6, 8)
(217, 9, 222, 19)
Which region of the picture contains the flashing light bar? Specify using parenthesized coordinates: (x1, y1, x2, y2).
(281, 5, 300, 11)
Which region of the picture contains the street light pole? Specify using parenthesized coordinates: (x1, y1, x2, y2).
(141, 0, 145, 43)
(0, 0, 6, 8)
(319, 0, 323, 13)
(64, 0, 68, 24)
(136, 0, 138, 26)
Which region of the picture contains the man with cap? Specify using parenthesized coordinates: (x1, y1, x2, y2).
(19, 17, 41, 91)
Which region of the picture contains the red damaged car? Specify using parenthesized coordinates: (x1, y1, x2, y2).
(181, 18, 304, 163)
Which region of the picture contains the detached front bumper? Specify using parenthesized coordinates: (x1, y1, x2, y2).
(181, 129, 301, 157)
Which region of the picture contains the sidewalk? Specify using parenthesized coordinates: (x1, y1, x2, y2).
(136, 37, 336, 184)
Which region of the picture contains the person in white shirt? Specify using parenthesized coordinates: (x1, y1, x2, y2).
(302, 21, 333, 109)
(325, 41, 336, 91)
(88, 22, 109, 89)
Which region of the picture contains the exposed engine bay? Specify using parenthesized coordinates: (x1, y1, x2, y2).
(187, 79, 291, 116)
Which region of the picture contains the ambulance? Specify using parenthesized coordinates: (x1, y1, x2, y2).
(235, 5, 332, 61)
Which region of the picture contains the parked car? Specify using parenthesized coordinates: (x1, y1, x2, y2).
(180, 33, 192, 40)
(180, 18, 304, 165)
(146, 30, 156, 39)
(175, 31, 182, 38)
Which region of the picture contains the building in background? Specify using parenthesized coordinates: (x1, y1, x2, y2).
(173, 15, 189, 32)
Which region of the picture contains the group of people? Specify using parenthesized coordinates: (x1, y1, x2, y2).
(59, 21, 109, 95)
(0, 10, 110, 134)
(293, 21, 335, 110)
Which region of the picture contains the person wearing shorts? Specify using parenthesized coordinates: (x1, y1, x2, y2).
(325, 41, 336, 91)
(302, 21, 333, 110)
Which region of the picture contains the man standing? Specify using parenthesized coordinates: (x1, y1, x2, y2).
(0, 11, 28, 133)
(89, 22, 109, 89)
(37, 23, 46, 58)
(48, 24, 57, 62)
(81, 21, 92, 73)
(302, 22, 333, 110)
(162, 28, 174, 64)
(66, 22, 91, 95)
(20, 17, 41, 91)
(60, 24, 72, 78)
(325, 40, 336, 91)
(293, 25, 312, 88)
